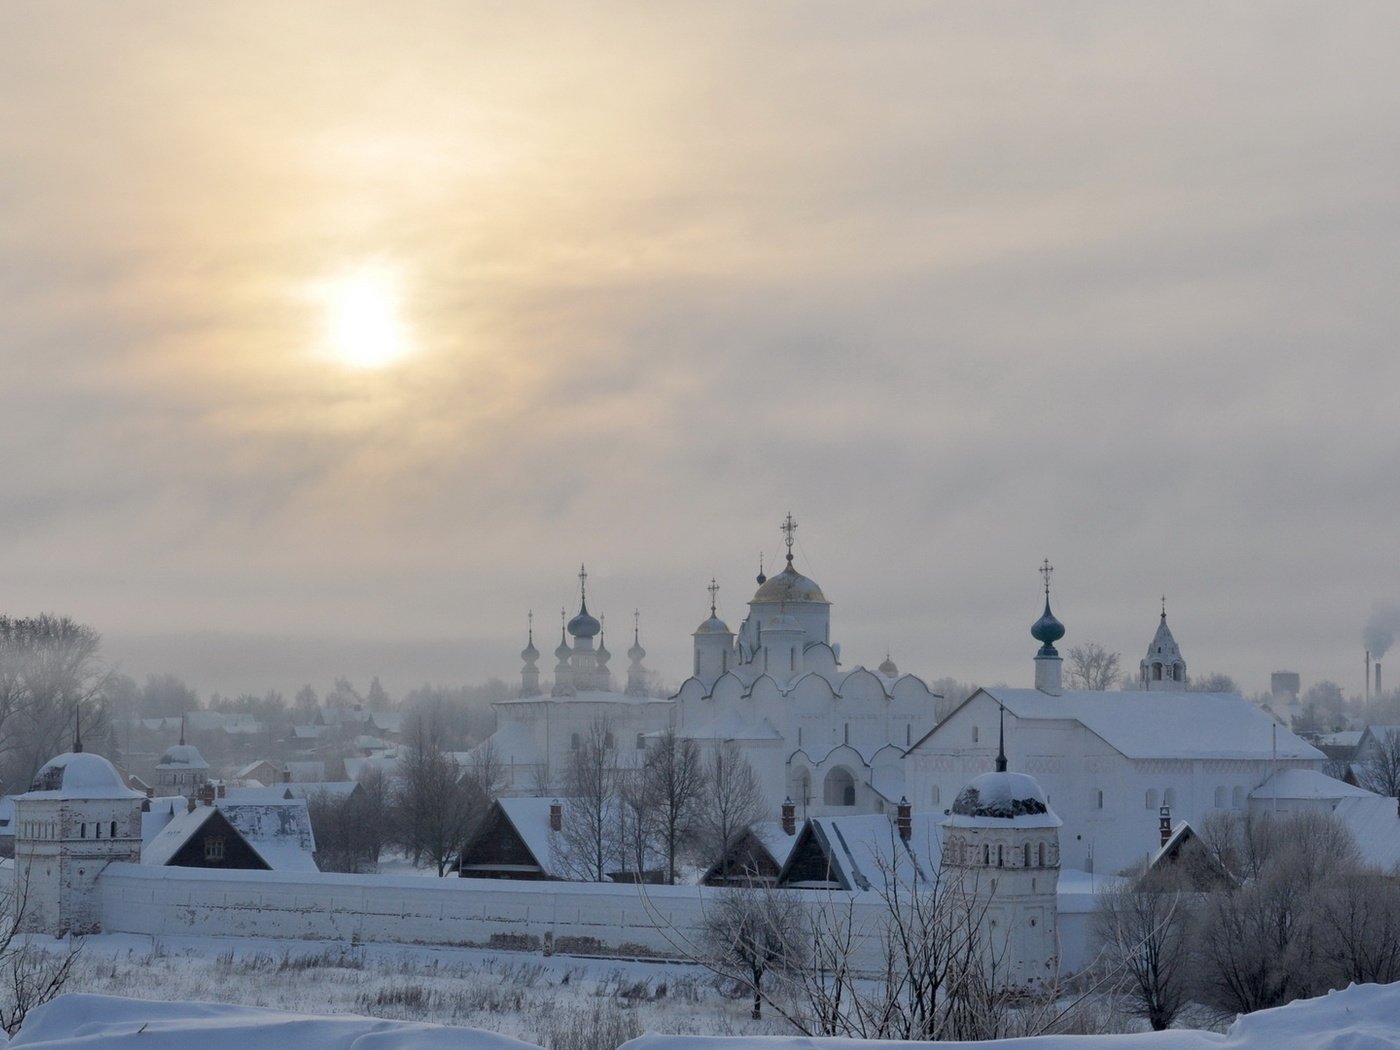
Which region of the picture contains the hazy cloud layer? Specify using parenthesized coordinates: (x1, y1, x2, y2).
(2, 3, 1398, 697)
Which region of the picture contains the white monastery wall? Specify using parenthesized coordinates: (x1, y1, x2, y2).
(94, 864, 1098, 973)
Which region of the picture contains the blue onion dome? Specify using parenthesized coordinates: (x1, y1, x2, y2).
(567, 599, 601, 639)
(949, 771, 1053, 822)
(1031, 599, 1065, 655)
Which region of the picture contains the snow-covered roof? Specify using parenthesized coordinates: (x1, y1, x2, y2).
(495, 689, 670, 708)
(493, 796, 564, 875)
(946, 770, 1061, 829)
(978, 688, 1325, 761)
(748, 820, 801, 871)
(141, 797, 187, 844)
(782, 813, 943, 892)
(141, 805, 227, 867)
(1250, 769, 1376, 802)
(679, 711, 783, 742)
(213, 797, 318, 871)
(20, 752, 144, 801)
(155, 743, 209, 770)
(1317, 730, 1363, 749)
(1332, 795, 1400, 872)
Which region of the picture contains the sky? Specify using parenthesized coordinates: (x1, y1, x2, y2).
(3, 2, 1399, 702)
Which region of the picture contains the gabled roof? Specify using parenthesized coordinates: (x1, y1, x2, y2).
(932, 688, 1325, 762)
(1250, 769, 1376, 802)
(778, 813, 942, 892)
(699, 821, 800, 885)
(142, 806, 256, 867)
(215, 797, 318, 871)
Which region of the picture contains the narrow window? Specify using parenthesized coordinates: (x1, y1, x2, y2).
(1097, 790, 1104, 809)
(570, 733, 580, 751)
(94, 822, 101, 839)
(983, 844, 990, 865)
(843, 723, 849, 745)
(972, 725, 979, 743)
(1023, 843, 1030, 867)
(906, 724, 911, 746)
(635, 733, 645, 750)
(931, 785, 940, 805)
(79, 823, 86, 839)
(111, 821, 117, 838)
(1038, 842, 1045, 866)
(797, 726, 802, 746)
(997, 845, 1004, 867)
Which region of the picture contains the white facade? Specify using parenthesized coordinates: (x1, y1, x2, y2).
(487, 525, 945, 816)
(13, 750, 144, 935)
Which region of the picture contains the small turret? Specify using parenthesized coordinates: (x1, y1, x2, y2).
(519, 611, 542, 698)
(1140, 598, 1187, 690)
(626, 610, 650, 697)
(1031, 559, 1064, 694)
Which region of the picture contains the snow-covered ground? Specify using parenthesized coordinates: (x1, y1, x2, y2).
(8, 935, 1400, 1050)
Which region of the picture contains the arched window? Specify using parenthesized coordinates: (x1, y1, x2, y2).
(79, 823, 86, 839)
(111, 821, 117, 838)
(1173, 664, 1184, 681)
(1232, 786, 1245, 809)
(1146, 788, 1159, 811)
(997, 845, 1004, 868)
(823, 767, 856, 807)
(1038, 842, 1045, 866)
(1153, 662, 1163, 680)
(1214, 786, 1227, 808)
(983, 844, 990, 865)
(94, 822, 101, 839)
(1023, 843, 1030, 867)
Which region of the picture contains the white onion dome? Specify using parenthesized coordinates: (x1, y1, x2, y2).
(156, 743, 209, 770)
(595, 632, 612, 666)
(946, 771, 1060, 827)
(694, 615, 732, 636)
(567, 600, 601, 639)
(23, 751, 142, 800)
(752, 564, 827, 604)
(878, 655, 899, 677)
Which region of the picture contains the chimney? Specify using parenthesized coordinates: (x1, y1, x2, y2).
(198, 783, 216, 807)
(216, 782, 226, 799)
(186, 795, 197, 813)
(781, 797, 796, 836)
(1367, 649, 1372, 704)
(282, 768, 292, 784)
(145, 786, 154, 799)
(1378, 662, 1384, 699)
(896, 797, 913, 842)
(1159, 805, 1172, 848)
(549, 799, 562, 832)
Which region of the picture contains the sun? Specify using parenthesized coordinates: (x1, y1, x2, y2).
(313, 263, 413, 369)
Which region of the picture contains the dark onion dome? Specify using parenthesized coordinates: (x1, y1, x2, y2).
(156, 743, 209, 770)
(24, 751, 142, 799)
(521, 636, 540, 662)
(627, 631, 646, 662)
(595, 633, 611, 665)
(949, 771, 1052, 821)
(567, 600, 601, 639)
(1030, 599, 1065, 655)
(752, 564, 827, 604)
(878, 654, 899, 677)
(554, 630, 571, 661)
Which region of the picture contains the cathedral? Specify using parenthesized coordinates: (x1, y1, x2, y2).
(484, 515, 944, 817)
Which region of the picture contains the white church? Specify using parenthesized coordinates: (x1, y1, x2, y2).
(483, 516, 945, 818)
(904, 563, 1327, 877)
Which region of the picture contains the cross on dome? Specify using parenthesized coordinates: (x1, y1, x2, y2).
(1040, 558, 1054, 598)
(578, 563, 588, 603)
(708, 577, 720, 617)
(781, 513, 798, 566)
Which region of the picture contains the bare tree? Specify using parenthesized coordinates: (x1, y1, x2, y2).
(641, 730, 704, 884)
(703, 882, 804, 1020)
(1314, 871, 1400, 987)
(0, 616, 113, 792)
(1093, 870, 1193, 1030)
(1065, 642, 1121, 691)
(695, 742, 766, 877)
(1357, 728, 1400, 797)
(0, 874, 80, 1035)
(393, 709, 484, 876)
(558, 718, 620, 882)
(1191, 809, 1365, 1015)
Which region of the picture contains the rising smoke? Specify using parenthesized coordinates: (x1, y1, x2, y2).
(1364, 604, 1400, 660)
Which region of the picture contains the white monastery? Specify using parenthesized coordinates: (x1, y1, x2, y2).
(905, 562, 1327, 876)
(485, 515, 945, 818)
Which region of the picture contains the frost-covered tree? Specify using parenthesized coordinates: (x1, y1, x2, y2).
(558, 717, 621, 882)
(694, 742, 766, 876)
(1357, 728, 1400, 797)
(1065, 643, 1121, 691)
(1093, 870, 1193, 1030)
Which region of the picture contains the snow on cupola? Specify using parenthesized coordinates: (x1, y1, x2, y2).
(1140, 597, 1187, 690)
(693, 578, 735, 688)
(155, 717, 210, 792)
(737, 513, 833, 674)
(1031, 559, 1065, 695)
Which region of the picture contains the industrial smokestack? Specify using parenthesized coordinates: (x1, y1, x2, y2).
(1378, 662, 1384, 699)
(1367, 649, 1372, 705)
